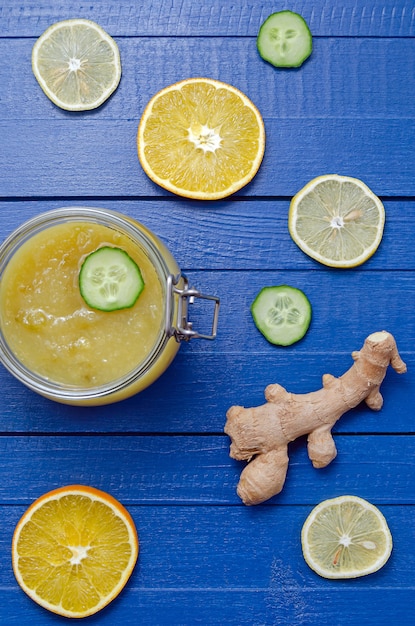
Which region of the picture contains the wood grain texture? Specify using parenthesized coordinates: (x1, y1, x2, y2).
(2, 587, 415, 626)
(2, 490, 415, 623)
(1, 35, 414, 198)
(0, 346, 410, 432)
(2, 119, 414, 197)
(0, 435, 413, 505)
(1, 0, 415, 37)
(2, 38, 415, 120)
(0, 351, 411, 434)
(2, 504, 414, 624)
(3, 504, 414, 583)
(0, 0, 414, 623)
(0, 199, 413, 270)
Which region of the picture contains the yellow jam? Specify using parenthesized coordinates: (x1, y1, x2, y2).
(0, 221, 165, 388)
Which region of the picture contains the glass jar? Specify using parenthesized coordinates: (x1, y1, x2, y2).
(0, 207, 219, 405)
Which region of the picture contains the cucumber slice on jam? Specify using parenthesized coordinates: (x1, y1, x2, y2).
(79, 246, 144, 311)
(251, 285, 311, 346)
(257, 11, 312, 68)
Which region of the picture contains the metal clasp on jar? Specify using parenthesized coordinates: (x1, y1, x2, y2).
(165, 274, 220, 342)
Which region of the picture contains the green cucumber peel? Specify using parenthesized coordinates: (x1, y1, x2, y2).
(257, 10, 312, 68)
(251, 285, 312, 346)
(79, 246, 144, 312)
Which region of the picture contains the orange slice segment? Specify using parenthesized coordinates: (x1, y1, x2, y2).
(137, 78, 265, 200)
(12, 485, 138, 618)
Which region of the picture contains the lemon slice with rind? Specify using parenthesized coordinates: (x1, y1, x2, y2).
(32, 19, 121, 111)
(301, 495, 392, 579)
(12, 485, 138, 618)
(289, 175, 385, 267)
(137, 78, 265, 200)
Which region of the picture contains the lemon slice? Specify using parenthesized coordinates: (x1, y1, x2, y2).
(12, 485, 138, 618)
(32, 19, 121, 111)
(288, 174, 385, 267)
(301, 496, 392, 579)
(137, 78, 265, 200)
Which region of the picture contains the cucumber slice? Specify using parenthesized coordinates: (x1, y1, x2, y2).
(251, 285, 311, 346)
(79, 246, 144, 311)
(257, 11, 312, 68)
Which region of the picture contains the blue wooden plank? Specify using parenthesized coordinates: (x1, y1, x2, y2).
(0, 435, 413, 505)
(0, 351, 412, 434)
(3, 588, 415, 626)
(1, 268, 413, 356)
(1, 504, 414, 624)
(0, 270, 411, 433)
(0, 199, 413, 271)
(108, 505, 415, 589)
(181, 271, 415, 355)
(1, 38, 415, 121)
(1, 34, 414, 198)
(1, 119, 414, 197)
(1, 0, 414, 37)
(2, 505, 414, 588)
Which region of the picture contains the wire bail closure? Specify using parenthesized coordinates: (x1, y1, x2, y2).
(165, 274, 220, 342)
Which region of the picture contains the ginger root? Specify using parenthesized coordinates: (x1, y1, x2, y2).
(225, 331, 406, 506)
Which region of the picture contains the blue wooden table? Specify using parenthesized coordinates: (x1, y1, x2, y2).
(1, 1, 414, 624)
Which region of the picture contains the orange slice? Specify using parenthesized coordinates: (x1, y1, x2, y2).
(12, 485, 138, 618)
(137, 78, 265, 200)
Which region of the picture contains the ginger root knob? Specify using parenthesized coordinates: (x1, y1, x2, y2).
(225, 331, 406, 505)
